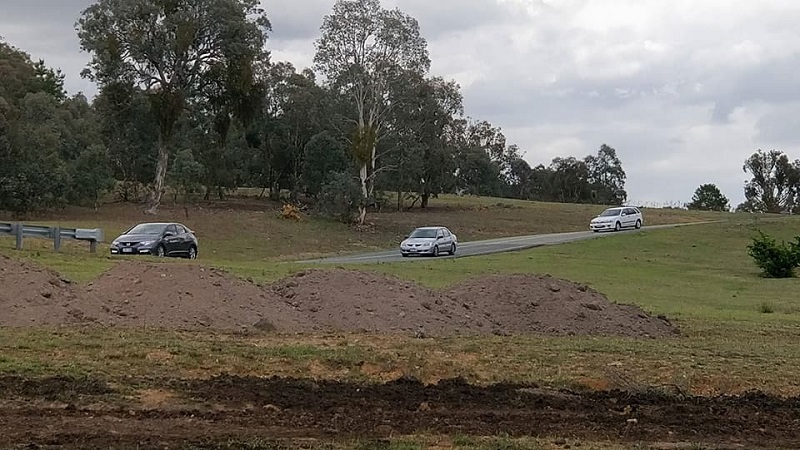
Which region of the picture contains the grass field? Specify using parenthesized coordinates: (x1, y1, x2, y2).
(2, 196, 800, 448)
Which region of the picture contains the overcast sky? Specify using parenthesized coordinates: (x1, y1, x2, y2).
(3, 0, 800, 207)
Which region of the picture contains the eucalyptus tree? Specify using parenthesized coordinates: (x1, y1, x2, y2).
(386, 74, 463, 208)
(585, 144, 626, 204)
(742, 149, 800, 213)
(77, 0, 270, 213)
(314, 0, 430, 223)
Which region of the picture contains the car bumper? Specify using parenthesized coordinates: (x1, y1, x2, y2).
(110, 245, 156, 255)
(400, 247, 436, 256)
(589, 223, 614, 231)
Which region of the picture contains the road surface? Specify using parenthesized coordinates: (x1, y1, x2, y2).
(301, 222, 715, 264)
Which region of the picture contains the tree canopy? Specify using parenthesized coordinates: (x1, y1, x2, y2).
(688, 184, 730, 212)
(1, 1, 638, 221)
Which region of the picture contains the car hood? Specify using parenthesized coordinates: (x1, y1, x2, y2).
(402, 237, 436, 245)
(114, 233, 160, 242)
(591, 216, 615, 222)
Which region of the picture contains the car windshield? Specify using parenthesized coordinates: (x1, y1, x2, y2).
(126, 223, 167, 235)
(409, 228, 437, 238)
(599, 209, 622, 217)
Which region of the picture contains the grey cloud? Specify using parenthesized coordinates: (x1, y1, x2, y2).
(755, 103, 800, 146)
(262, 0, 332, 41)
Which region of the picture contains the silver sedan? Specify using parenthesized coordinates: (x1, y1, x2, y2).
(400, 226, 458, 257)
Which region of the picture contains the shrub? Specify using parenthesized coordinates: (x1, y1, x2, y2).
(313, 171, 362, 223)
(747, 231, 800, 278)
(759, 302, 775, 314)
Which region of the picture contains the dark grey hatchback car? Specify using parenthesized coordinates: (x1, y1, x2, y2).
(110, 222, 198, 259)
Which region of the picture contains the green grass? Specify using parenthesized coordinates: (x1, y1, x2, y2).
(2, 196, 800, 396)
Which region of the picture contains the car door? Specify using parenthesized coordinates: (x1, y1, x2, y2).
(163, 224, 180, 255)
(626, 208, 639, 227)
(174, 224, 190, 254)
(443, 229, 454, 246)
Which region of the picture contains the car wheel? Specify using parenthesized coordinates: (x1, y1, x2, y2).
(188, 246, 197, 260)
(432, 245, 439, 257)
(635, 219, 642, 229)
(155, 244, 166, 257)
(449, 243, 457, 255)
(614, 222, 621, 232)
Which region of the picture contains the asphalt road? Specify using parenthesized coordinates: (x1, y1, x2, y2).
(302, 222, 715, 264)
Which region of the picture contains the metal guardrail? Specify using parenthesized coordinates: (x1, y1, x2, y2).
(0, 222, 104, 253)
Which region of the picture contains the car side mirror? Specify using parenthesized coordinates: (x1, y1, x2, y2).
(404, 235, 409, 239)
(164, 231, 174, 237)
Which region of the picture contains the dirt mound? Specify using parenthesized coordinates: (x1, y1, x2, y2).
(0, 254, 87, 326)
(0, 258, 678, 338)
(270, 269, 487, 336)
(445, 274, 678, 338)
(81, 262, 304, 331)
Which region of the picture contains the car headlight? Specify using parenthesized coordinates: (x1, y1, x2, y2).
(139, 241, 154, 247)
(422, 242, 431, 247)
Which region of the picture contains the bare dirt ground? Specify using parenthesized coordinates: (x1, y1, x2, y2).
(0, 374, 798, 449)
(5, 258, 796, 449)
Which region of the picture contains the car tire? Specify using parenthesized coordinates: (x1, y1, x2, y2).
(614, 222, 621, 232)
(635, 219, 642, 229)
(188, 246, 197, 259)
(155, 244, 166, 257)
(449, 243, 457, 255)
(432, 245, 439, 257)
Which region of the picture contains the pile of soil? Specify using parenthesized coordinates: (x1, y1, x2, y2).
(270, 269, 486, 335)
(81, 262, 303, 331)
(444, 274, 677, 338)
(0, 258, 679, 338)
(0, 254, 87, 326)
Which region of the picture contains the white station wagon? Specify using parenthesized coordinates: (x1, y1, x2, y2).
(589, 206, 643, 232)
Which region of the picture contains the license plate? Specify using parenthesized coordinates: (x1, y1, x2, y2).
(122, 247, 134, 253)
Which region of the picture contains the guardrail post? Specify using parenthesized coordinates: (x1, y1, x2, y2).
(14, 223, 23, 250)
(90, 240, 97, 254)
(53, 226, 62, 253)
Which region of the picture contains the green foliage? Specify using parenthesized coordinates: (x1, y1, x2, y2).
(77, 0, 271, 211)
(746, 230, 800, 278)
(169, 148, 206, 203)
(314, 171, 362, 223)
(688, 183, 730, 211)
(301, 132, 350, 198)
(742, 149, 800, 213)
(67, 144, 116, 207)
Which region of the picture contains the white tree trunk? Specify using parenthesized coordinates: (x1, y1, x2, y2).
(357, 162, 369, 224)
(145, 134, 169, 214)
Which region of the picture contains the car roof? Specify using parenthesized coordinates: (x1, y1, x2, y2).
(136, 222, 171, 226)
(414, 226, 447, 230)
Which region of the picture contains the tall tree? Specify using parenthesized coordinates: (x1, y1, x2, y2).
(314, 0, 430, 223)
(742, 149, 800, 213)
(687, 183, 730, 211)
(585, 144, 626, 205)
(93, 83, 159, 201)
(77, 0, 270, 213)
(386, 74, 462, 208)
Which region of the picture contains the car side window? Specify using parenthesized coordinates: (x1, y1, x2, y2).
(443, 229, 450, 237)
(166, 224, 178, 235)
(175, 225, 186, 234)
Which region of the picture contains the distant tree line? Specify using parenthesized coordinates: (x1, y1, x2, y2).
(1, 0, 630, 222)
